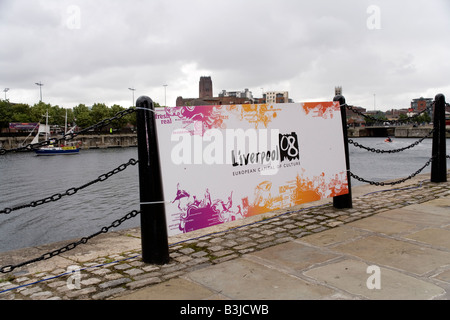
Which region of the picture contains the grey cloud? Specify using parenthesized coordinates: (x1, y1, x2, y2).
(1, 0, 449, 109)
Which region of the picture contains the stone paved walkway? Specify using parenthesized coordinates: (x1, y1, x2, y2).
(0, 174, 449, 300)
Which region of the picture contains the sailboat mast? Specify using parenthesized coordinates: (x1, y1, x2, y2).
(45, 110, 49, 141)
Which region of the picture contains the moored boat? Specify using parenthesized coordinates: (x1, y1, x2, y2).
(30, 110, 80, 156)
(35, 145, 80, 155)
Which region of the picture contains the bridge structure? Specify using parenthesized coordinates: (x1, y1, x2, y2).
(348, 125, 450, 138)
(360, 125, 396, 137)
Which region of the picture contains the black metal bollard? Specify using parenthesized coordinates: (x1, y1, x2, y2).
(333, 95, 353, 209)
(135, 96, 170, 264)
(431, 94, 447, 183)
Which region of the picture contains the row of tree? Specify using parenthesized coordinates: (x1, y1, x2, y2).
(363, 110, 431, 125)
(1, 99, 432, 133)
(0, 100, 160, 132)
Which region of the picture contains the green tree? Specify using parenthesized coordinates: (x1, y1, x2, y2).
(90, 103, 109, 125)
(109, 104, 127, 130)
(11, 103, 32, 123)
(0, 100, 14, 130)
(364, 111, 387, 126)
(30, 101, 52, 123)
(416, 112, 431, 124)
(73, 104, 92, 129)
(398, 114, 408, 122)
(124, 109, 136, 128)
(1, 100, 141, 133)
(50, 105, 66, 128)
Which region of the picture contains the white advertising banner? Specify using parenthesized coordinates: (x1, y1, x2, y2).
(155, 102, 348, 236)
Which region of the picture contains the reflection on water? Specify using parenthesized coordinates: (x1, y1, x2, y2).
(0, 138, 448, 252)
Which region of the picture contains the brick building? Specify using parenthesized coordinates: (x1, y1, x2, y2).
(199, 76, 213, 99)
(176, 76, 292, 106)
(264, 91, 290, 104)
(411, 97, 433, 117)
(176, 76, 255, 106)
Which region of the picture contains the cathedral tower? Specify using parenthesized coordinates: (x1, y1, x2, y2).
(199, 76, 213, 98)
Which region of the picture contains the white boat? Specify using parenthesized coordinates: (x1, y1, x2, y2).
(30, 110, 80, 156)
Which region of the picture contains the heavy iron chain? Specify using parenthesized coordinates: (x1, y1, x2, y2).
(0, 209, 140, 274)
(344, 103, 430, 124)
(0, 109, 142, 273)
(0, 158, 139, 215)
(349, 156, 434, 186)
(348, 128, 435, 154)
(0, 107, 136, 155)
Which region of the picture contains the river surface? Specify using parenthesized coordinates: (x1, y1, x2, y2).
(0, 138, 448, 253)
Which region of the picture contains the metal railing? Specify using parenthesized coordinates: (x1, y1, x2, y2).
(0, 94, 448, 273)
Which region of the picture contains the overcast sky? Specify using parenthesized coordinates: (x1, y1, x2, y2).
(1, 0, 449, 111)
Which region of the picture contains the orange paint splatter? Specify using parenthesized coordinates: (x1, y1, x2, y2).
(244, 171, 348, 217)
(229, 104, 282, 129)
(302, 102, 341, 119)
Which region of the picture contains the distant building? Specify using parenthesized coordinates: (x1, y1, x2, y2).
(176, 77, 291, 106)
(176, 76, 253, 106)
(346, 105, 366, 127)
(199, 76, 213, 99)
(411, 97, 433, 117)
(218, 88, 253, 100)
(385, 108, 409, 120)
(264, 91, 289, 104)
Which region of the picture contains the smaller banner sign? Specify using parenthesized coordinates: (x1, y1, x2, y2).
(9, 123, 39, 130)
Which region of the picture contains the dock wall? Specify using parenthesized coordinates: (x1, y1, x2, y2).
(0, 134, 138, 150)
(1, 128, 449, 150)
(348, 126, 450, 138)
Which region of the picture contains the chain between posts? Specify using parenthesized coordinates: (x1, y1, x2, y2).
(0, 107, 136, 155)
(349, 156, 435, 186)
(0, 209, 141, 274)
(0, 109, 143, 273)
(348, 128, 435, 154)
(342, 102, 445, 185)
(0, 158, 139, 215)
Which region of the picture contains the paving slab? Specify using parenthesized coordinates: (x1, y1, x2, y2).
(304, 259, 446, 300)
(185, 258, 336, 300)
(344, 215, 420, 236)
(377, 208, 450, 227)
(116, 277, 221, 300)
(332, 235, 450, 276)
(246, 241, 339, 273)
(405, 228, 450, 250)
(433, 269, 450, 283)
(49, 232, 141, 264)
(0, 246, 73, 275)
(297, 225, 368, 247)
(405, 197, 450, 216)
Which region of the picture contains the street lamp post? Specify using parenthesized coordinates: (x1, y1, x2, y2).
(35, 82, 43, 102)
(3, 88, 9, 100)
(128, 87, 136, 107)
